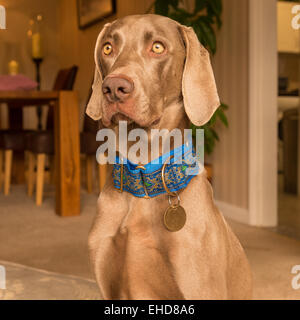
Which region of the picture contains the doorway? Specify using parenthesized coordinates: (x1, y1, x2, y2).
(277, 1, 300, 238)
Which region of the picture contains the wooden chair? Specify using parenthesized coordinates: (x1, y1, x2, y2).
(80, 106, 107, 193)
(26, 66, 78, 205)
(0, 103, 32, 195)
(0, 130, 26, 195)
(26, 82, 107, 206)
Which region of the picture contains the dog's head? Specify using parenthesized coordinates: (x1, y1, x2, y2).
(86, 14, 220, 128)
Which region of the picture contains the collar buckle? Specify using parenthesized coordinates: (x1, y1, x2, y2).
(136, 165, 150, 199)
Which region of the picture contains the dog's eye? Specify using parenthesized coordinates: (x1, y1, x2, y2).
(103, 43, 113, 55)
(152, 42, 165, 54)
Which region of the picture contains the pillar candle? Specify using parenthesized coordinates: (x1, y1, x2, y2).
(32, 32, 42, 59)
(8, 60, 19, 75)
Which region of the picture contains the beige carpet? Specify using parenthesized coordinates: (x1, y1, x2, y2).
(1, 186, 300, 299)
(229, 221, 300, 300)
(0, 185, 97, 279)
(0, 260, 101, 300)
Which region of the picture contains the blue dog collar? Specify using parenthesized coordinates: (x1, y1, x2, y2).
(113, 143, 199, 198)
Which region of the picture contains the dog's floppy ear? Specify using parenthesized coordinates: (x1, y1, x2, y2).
(86, 23, 111, 120)
(179, 25, 220, 126)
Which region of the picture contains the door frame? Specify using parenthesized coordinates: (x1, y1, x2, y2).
(248, 0, 278, 226)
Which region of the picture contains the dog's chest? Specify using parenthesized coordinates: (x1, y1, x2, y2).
(118, 196, 166, 236)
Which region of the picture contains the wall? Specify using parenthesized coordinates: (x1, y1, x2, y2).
(212, 0, 249, 210)
(58, 0, 153, 129)
(0, 0, 60, 129)
(277, 1, 300, 92)
(277, 1, 300, 54)
(248, 0, 277, 226)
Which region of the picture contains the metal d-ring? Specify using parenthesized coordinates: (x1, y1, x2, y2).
(136, 165, 150, 199)
(161, 155, 177, 197)
(168, 192, 181, 208)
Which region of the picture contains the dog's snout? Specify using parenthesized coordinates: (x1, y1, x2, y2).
(102, 76, 134, 102)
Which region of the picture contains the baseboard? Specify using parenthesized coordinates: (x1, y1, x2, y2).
(215, 200, 249, 225)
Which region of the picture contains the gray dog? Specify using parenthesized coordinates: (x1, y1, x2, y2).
(86, 14, 252, 300)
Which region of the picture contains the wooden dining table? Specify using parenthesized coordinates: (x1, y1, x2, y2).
(0, 90, 80, 217)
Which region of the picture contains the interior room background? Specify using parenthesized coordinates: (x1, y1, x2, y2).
(0, 0, 249, 220)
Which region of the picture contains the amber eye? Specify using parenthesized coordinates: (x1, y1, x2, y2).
(152, 41, 165, 54)
(103, 43, 113, 55)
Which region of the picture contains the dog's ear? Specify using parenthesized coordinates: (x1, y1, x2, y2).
(179, 25, 220, 126)
(86, 23, 111, 120)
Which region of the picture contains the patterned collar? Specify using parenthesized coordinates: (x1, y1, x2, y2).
(113, 142, 199, 198)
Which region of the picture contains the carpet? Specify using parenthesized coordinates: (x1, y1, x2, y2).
(0, 260, 101, 300)
(1, 186, 300, 299)
(0, 185, 97, 279)
(230, 221, 300, 300)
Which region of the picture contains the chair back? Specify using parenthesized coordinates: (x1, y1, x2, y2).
(53, 66, 78, 91)
(47, 65, 78, 129)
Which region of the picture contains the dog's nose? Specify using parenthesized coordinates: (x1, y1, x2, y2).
(102, 76, 134, 102)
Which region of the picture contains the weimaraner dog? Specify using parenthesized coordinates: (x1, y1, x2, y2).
(86, 14, 252, 300)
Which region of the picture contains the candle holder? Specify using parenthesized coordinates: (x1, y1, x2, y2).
(32, 57, 43, 130)
(29, 14, 44, 130)
(32, 57, 43, 90)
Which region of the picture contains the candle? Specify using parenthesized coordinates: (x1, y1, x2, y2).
(0, 5, 6, 30)
(8, 60, 19, 75)
(32, 32, 42, 59)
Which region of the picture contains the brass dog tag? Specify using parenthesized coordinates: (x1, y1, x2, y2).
(163, 205, 186, 232)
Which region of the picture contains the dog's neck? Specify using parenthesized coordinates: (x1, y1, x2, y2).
(114, 101, 190, 164)
(110, 101, 199, 199)
(157, 100, 190, 134)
